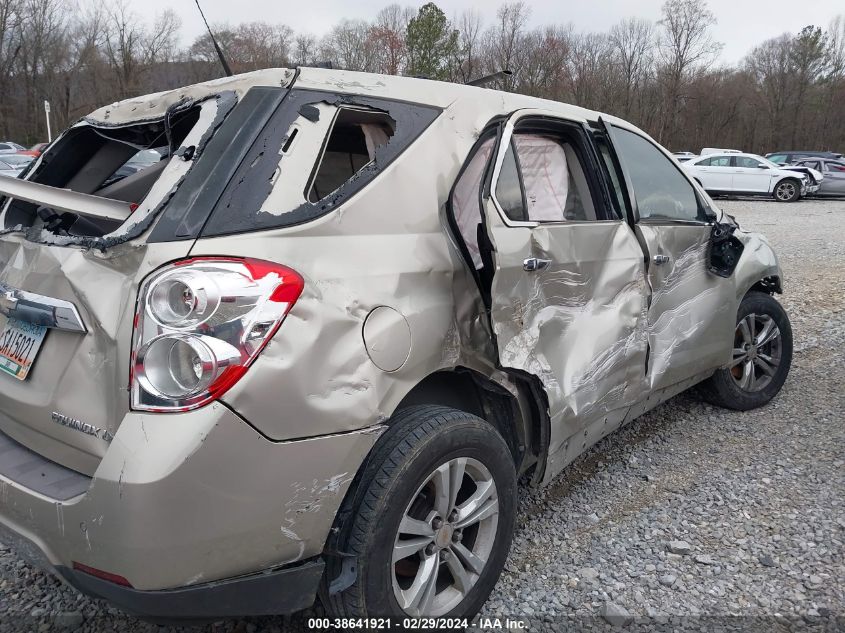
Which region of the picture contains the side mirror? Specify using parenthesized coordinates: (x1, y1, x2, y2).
(756, 164, 769, 169)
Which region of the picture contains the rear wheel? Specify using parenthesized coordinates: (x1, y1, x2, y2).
(324, 406, 516, 618)
(699, 291, 792, 410)
(773, 178, 800, 202)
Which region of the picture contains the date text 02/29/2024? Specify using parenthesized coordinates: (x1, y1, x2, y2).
(306, 617, 528, 630)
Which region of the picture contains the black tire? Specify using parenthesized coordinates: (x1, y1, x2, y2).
(323, 405, 516, 618)
(773, 178, 801, 202)
(699, 291, 792, 410)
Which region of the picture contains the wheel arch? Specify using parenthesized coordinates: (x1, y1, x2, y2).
(391, 368, 541, 475)
(321, 369, 539, 597)
(747, 275, 782, 296)
(773, 175, 801, 195)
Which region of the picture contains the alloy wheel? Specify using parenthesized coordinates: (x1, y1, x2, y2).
(729, 313, 783, 392)
(391, 457, 499, 616)
(776, 181, 796, 201)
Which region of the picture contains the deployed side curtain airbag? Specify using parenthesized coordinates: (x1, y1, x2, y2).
(514, 134, 569, 222)
(452, 138, 495, 269)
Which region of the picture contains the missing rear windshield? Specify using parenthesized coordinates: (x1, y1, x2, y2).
(0, 91, 236, 249)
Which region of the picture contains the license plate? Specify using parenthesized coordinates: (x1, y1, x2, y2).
(0, 318, 47, 381)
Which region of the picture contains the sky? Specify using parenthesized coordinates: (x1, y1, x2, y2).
(150, 0, 844, 64)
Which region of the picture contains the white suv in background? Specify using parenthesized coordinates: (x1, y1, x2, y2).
(685, 152, 819, 202)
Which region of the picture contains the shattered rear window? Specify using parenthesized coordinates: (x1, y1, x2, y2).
(196, 89, 441, 238)
(0, 91, 237, 249)
(307, 108, 395, 203)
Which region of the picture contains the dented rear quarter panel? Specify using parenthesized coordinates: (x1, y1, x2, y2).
(189, 84, 510, 440)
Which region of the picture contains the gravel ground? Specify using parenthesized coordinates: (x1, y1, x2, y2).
(1, 198, 843, 632)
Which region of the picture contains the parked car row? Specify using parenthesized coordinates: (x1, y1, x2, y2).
(0, 141, 48, 156)
(673, 147, 844, 201)
(0, 140, 163, 185)
(0, 153, 34, 178)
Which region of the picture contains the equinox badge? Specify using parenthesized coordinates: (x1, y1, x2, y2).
(51, 412, 113, 442)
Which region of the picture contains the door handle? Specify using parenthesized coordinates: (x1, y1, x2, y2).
(523, 257, 552, 272)
(652, 254, 670, 265)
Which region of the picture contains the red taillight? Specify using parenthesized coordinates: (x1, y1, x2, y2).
(130, 257, 304, 412)
(72, 562, 133, 587)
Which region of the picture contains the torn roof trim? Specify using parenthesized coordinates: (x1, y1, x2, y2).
(84, 68, 296, 126)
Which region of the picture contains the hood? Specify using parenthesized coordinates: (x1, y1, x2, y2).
(780, 165, 823, 182)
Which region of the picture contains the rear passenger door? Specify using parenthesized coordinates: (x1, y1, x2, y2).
(467, 110, 650, 479)
(692, 155, 734, 191)
(604, 123, 736, 391)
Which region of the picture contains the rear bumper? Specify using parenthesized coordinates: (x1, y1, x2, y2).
(0, 404, 383, 616)
(0, 518, 324, 619)
(61, 559, 325, 619)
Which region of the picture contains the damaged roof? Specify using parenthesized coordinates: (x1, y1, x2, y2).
(84, 66, 610, 130)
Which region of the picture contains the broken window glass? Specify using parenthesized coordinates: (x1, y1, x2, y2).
(1, 104, 202, 238)
(307, 108, 395, 203)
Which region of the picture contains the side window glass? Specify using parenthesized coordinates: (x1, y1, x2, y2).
(768, 154, 787, 164)
(611, 127, 702, 222)
(495, 142, 526, 221)
(451, 136, 495, 269)
(307, 108, 395, 202)
(700, 156, 729, 167)
(735, 157, 762, 169)
(505, 132, 599, 222)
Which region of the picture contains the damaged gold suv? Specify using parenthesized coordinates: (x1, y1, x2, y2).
(0, 68, 791, 620)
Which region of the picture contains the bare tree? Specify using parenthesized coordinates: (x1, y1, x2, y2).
(566, 32, 617, 111)
(321, 19, 376, 72)
(102, 1, 179, 97)
(483, 2, 529, 90)
(518, 25, 573, 99)
(0, 0, 23, 136)
(368, 4, 412, 75)
(609, 17, 654, 117)
(450, 9, 483, 82)
(745, 34, 793, 147)
(292, 33, 318, 67)
(656, 0, 722, 145)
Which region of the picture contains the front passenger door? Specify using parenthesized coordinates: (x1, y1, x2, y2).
(732, 156, 772, 193)
(606, 124, 738, 392)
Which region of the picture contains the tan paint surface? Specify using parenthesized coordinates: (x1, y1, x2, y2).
(0, 67, 785, 592)
(363, 306, 412, 372)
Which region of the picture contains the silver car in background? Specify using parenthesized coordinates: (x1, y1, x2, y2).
(793, 158, 845, 197)
(0, 68, 792, 620)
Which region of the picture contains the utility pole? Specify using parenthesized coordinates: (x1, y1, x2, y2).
(44, 100, 52, 142)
